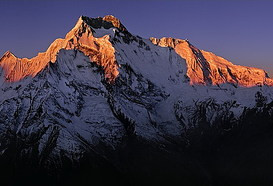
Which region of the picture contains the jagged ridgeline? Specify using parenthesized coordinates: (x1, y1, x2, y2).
(0, 15, 273, 186)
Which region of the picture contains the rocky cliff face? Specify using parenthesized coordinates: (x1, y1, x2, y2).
(1, 15, 273, 186)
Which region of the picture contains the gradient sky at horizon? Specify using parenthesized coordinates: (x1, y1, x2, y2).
(0, 0, 273, 76)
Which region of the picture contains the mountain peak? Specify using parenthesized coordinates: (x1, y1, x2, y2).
(102, 15, 127, 32)
(0, 15, 120, 82)
(0, 51, 16, 61)
(79, 15, 128, 33)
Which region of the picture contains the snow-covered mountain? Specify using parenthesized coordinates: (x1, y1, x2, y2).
(1, 15, 273, 185)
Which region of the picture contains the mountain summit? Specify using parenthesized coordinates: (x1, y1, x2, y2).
(0, 15, 120, 82)
(1, 15, 272, 86)
(1, 15, 273, 185)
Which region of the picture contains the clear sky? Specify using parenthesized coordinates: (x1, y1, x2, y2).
(0, 0, 272, 76)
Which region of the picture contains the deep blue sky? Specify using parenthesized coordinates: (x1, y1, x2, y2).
(0, 0, 273, 76)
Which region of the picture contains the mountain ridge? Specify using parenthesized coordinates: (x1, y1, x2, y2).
(150, 37, 273, 87)
(1, 15, 272, 87)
